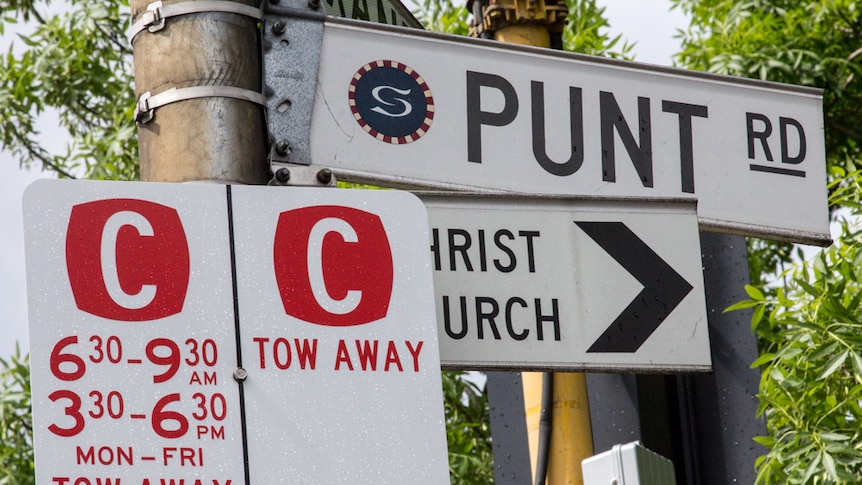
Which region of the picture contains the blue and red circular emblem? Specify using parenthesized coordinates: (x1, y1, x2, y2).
(348, 60, 434, 144)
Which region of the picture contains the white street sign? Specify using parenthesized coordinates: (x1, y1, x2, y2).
(229, 186, 448, 484)
(418, 193, 711, 372)
(24, 181, 245, 485)
(23, 180, 448, 485)
(297, 19, 829, 245)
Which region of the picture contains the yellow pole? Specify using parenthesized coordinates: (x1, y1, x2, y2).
(522, 372, 544, 475)
(522, 373, 593, 484)
(494, 24, 551, 47)
(471, 1, 595, 482)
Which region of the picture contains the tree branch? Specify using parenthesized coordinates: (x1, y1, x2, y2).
(826, 119, 862, 144)
(834, 7, 861, 39)
(17, 140, 77, 179)
(95, 22, 132, 55)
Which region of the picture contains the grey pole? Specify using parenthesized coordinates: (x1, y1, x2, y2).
(487, 372, 533, 484)
(676, 232, 766, 484)
(586, 233, 766, 485)
(130, 0, 269, 184)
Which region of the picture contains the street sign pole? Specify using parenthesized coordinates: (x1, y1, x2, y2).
(130, 0, 269, 184)
(586, 233, 766, 485)
(128, 4, 270, 481)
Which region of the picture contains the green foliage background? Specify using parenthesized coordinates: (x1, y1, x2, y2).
(674, 0, 862, 482)
(0, 0, 137, 180)
(0, 348, 32, 485)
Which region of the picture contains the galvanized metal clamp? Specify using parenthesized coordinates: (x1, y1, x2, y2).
(129, 0, 266, 43)
(130, 1, 269, 125)
(134, 86, 267, 125)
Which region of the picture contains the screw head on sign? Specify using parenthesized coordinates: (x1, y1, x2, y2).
(275, 140, 291, 156)
(272, 21, 286, 35)
(275, 167, 291, 184)
(308, 0, 321, 9)
(233, 368, 248, 382)
(316, 168, 333, 185)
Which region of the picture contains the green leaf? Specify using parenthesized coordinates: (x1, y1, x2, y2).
(823, 451, 839, 481)
(801, 452, 822, 484)
(751, 352, 776, 368)
(745, 285, 766, 301)
(751, 304, 766, 327)
(817, 350, 849, 380)
(851, 351, 862, 377)
(820, 432, 851, 442)
(795, 279, 822, 297)
(753, 435, 775, 447)
(811, 342, 841, 361)
(724, 299, 761, 312)
(769, 366, 785, 383)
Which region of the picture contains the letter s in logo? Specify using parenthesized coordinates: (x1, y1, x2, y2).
(370, 86, 413, 118)
(273, 206, 394, 326)
(65, 199, 190, 321)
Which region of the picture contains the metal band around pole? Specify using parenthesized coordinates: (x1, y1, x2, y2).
(129, 0, 265, 43)
(135, 86, 267, 124)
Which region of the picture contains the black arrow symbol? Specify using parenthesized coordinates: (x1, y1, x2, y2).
(575, 222, 694, 353)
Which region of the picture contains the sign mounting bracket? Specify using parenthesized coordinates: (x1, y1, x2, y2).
(263, 0, 326, 167)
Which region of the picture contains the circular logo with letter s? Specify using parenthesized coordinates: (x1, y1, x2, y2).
(348, 60, 434, 144)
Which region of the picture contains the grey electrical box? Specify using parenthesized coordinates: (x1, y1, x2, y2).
(582, 441, 677, 485)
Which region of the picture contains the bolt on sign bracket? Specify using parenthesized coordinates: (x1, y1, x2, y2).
(267, 164, 338, 187)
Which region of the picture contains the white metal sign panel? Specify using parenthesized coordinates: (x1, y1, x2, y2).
(418, 193, 711, 372)
(24, 181, 245, 485)
(304, 19, 829, 245)
(23, 180, 448, 485)
(230, 186, 448, 484)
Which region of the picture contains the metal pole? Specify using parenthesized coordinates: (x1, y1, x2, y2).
(586, 233, 766, 485)
(487, 372, 534, 484)
(131, 0, 269, 184)
(679, 232, 765, 484)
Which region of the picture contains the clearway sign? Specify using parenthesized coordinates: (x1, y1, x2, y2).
(23, 179, 449, 485)
(295, 18, 830, 245)
(418, 193, 710, 372)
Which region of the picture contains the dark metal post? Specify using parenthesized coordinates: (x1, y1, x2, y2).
(487, 372, 533, 484)
(586, 233, 766, 485)
(676, 233, 766, 484)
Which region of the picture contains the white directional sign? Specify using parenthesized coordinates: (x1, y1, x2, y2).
(418, 193, 711, 372)
(297, 18, 830, 245)
(23, 180, 449, 485)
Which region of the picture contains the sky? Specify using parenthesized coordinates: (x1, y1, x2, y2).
(0, 0, 689, 359)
